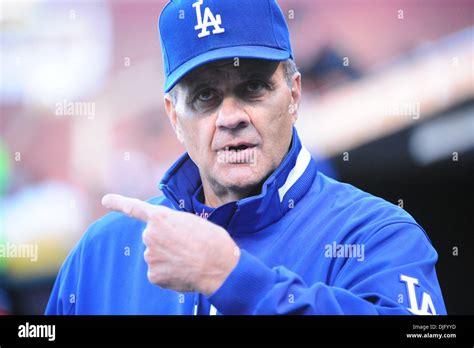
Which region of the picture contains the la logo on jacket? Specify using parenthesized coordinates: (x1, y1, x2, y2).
(400, 274, 437, 315)
(193, 0, 225, 38)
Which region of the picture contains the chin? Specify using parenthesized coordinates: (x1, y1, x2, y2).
(216, 163, 266, 191)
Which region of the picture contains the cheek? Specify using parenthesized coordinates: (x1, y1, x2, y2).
(248, 93, 293, 169)
(178, 115, 215, 163)
(254, 92, 293, 143)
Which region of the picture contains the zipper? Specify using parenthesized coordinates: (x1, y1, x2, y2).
(193, 292, 199, 315)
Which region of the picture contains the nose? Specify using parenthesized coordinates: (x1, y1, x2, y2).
(215, 96, 250, 131)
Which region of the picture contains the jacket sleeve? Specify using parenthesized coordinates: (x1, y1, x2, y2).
(207, 223, 447, 315)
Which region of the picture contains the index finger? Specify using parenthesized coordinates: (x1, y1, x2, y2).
(101, 194, 153, 222)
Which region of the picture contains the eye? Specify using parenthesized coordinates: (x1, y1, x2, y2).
(196, 89, 216, 102)
(245, 80, 266, 93)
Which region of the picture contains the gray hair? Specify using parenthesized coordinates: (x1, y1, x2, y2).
(282, 58, 299, 88)
(167, 58, 299, 104)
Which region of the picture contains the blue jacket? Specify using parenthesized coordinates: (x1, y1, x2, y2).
(45, 128, 446, 315)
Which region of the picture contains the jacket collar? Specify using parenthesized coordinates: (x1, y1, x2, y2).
(158, 127, 317, 235)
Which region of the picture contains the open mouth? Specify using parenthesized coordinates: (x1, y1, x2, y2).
(217, 143, 258, 166)
(226, 144, 253, 151)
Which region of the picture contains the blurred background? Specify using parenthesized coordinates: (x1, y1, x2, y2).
(0, 0, 472, 315)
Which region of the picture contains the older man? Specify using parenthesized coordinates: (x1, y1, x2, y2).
(46, 0, 446, 315)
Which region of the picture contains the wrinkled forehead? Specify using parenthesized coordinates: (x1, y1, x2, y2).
(178, 58, 281, 90)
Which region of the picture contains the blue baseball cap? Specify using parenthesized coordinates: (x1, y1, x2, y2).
(158, 0, 294, 92)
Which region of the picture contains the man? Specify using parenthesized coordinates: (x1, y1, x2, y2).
(46, 0, 446, 315)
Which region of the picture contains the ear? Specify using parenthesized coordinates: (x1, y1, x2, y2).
(289, 72, 302, 124)
(164, 94, 185, 144)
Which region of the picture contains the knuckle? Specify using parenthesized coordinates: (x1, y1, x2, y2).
(146, 270, 155, 283)
(149, 209, 165, 221)
(142, 229, 151, 245)
(148, 210, 159, 220)
(124, 202, 134, 216)
(147, 270, 166, 285)
(143, 248, 151, 263)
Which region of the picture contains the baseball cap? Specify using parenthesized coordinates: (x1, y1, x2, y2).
(158, 0, 294, 92)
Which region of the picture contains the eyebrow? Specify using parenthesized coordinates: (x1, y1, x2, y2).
(240, 60, 280, 79)
(183, 62, 279, 95)
(191, 78, 221, 91)
(242, 71, 275, 81)
(183, 76, 221, 97)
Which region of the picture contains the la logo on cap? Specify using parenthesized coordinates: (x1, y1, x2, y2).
(193, 0, 225, 38)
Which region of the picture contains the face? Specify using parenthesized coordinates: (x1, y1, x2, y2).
(165, 59, 301, 205)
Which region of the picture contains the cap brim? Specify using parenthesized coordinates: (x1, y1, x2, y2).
(164, 45, 291, 92)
